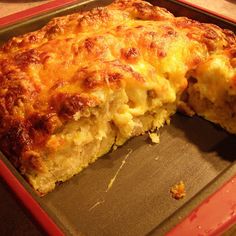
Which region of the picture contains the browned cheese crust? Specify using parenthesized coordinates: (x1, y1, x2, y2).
(0, 0, 235, 194)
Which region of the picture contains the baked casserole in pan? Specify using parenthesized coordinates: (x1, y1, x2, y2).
(0, 0, 235, 195)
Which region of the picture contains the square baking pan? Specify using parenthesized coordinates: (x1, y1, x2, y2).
(0, 0, 236, 235)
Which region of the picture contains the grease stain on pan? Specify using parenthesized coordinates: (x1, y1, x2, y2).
(88, 149, 133, 211)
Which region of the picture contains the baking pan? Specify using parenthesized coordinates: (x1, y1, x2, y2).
(151, 0, 236, 31)
(175, 0, 236, 24)
(0, 0, 236, 235)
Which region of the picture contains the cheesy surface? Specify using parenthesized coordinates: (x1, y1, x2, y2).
(0, 0, 235, 195)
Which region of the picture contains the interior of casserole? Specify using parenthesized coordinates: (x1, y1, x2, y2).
(29, 98, 176, 194)
(185, 53, 236, 134)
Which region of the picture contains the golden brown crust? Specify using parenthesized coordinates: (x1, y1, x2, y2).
(0, 0, 235, 194)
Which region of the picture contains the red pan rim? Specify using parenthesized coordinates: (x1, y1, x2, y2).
(0, 159, 64, 236)
(176, 0, 236, 24)
(167, 174, 236, 235)
(0, 0, 78, 28)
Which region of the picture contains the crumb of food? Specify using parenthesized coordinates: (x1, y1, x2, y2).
(149, 132, 160, 144)
(170, 181, 186, 200)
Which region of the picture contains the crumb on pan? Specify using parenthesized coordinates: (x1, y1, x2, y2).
(149, 132, 160, 144)
(170, 181, 186, 200)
